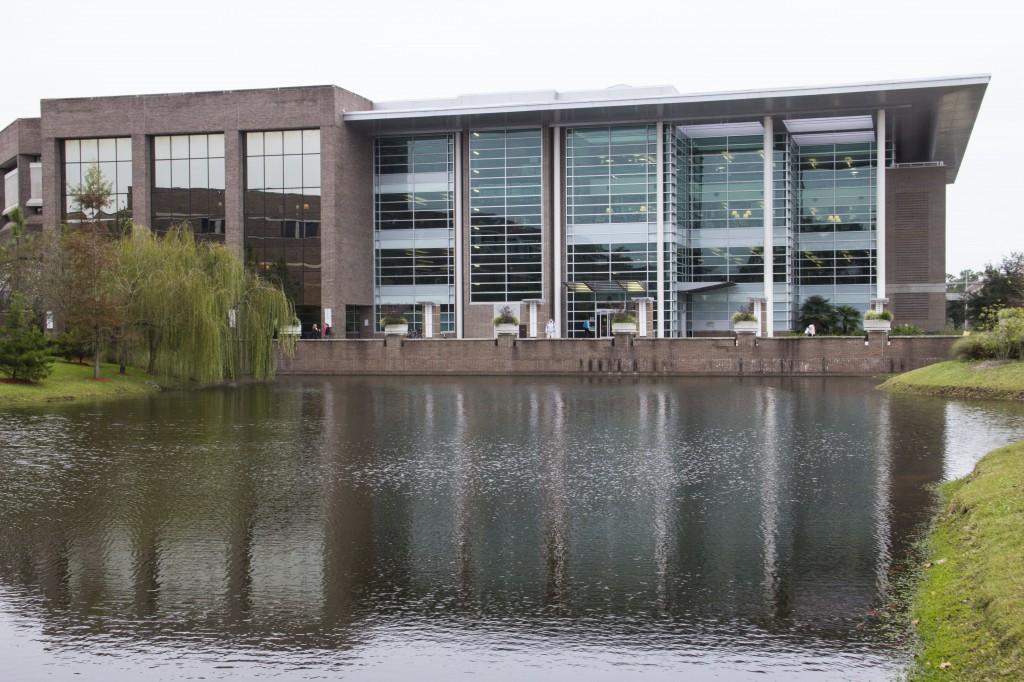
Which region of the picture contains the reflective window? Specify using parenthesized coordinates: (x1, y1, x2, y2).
(373, 135, 455, 331)
(795, 141, 877, 294)
(63, 138, 132, 225)
(153, 133, 225, 239)
(797, 143, 875, 234)
(244, 130, 321, 330)
(689, 246, 787, 283)
(567, 126, 656, 225)
(374, 136, 453, 230)
(469, 129, 543, 302)
(376, 248, 453, 286)
(565, 126, 657, 337)
(683, 135, 763, 229)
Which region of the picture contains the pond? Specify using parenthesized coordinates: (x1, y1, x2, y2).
(2, 376, 1024, 681)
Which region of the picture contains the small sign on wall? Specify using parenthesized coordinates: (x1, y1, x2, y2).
(45, 311, 54, 330)
(324, 307, 333, 328)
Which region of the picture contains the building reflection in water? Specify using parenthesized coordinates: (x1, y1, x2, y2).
(2, 376, 1023, 672)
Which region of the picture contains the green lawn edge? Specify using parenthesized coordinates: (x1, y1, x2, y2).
(0, 359, 162, 406)
(907, 441, 1024, 681)
(879, 360, 1024, 401)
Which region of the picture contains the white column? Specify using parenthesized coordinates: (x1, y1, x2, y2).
(424, 302, 434, 338)
(875, 109, 886, 310)
(529, 301, 538, 338)
(762, 116, 774, 337)
(454, 131, 465, 336)
(552, 126, 563, 338)
(655, 122, 665, 339)
(638, 300, 648, 337)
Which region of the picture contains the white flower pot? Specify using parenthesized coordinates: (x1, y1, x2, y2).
(495, 323, 519, 336)
(863, 319, 891, 332)
(281, 324, 301, 337)
(612, 322, 638, 335)
(384, 323, 409, 336)
(733, 320, 759, 334)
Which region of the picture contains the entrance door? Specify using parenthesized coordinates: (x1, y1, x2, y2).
(595, 309, 613, 338)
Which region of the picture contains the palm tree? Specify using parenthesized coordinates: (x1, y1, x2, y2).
(799, 295, 839, 334)
(834, 305, 862, 335)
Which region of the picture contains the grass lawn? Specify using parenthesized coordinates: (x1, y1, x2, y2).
(0, 359, 161, 406)
(879, 360, 1024, 401)
(909, 441, 1024, 680)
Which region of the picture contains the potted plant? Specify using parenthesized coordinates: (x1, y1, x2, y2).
(611, 310, 638, 335)
(382, 315, 409, 336)
(863, 309, 893, 332)
(494, 306, 519, 336)
(731, 309, 759, 334)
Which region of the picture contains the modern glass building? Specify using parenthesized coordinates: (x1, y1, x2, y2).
(0, 76, 988, 336)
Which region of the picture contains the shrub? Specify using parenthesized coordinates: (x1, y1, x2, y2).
(0, 294, 53, 382)
(381, 315, 408, 326)
(998, 307, 1024, 324)
(952, 334, 1002, 360)
(611, 312, 636, 324)
(890, 323, 924, 336)
(494, 305, 518, 325)
(731, 310, 757, 323)
(865, 309, 893, 321)
(50, 328, 94, 363)
(951, 307, 1024, 360)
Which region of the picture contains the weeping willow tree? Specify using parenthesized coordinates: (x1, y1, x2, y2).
(116, 226, 296, 383)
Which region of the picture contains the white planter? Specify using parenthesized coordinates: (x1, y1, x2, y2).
(612, 322, 638, 335)
(281, 324, 301, 337)
(863, 319, 891, 333)
(384, 323, 409, 336)
(495, 322, 519, 336)
(733, 320, 759, 334)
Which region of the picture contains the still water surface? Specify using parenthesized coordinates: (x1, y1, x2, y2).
(2, 376, 1024, 681)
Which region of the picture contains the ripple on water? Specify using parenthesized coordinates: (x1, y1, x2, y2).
(2, 376, 1024, 680)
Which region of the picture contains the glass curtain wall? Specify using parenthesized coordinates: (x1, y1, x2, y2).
(772, 133, 798, 331)
(63, 138, 132, 226)
(565, 125, 658, 337)
(680, 130, 772, 334)
(153, 134, 226, 239)
(794, 141, 877, 314)
(469, 128, 543, 303)
(244, 130, 322, 331)
(373, 135, 455, 333)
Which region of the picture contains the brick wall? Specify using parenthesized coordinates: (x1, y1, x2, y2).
(277, 333, 956, 376)
(886, 166, 947, 331)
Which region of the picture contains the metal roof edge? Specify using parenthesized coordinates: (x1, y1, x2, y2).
(346, 75, 992, 121)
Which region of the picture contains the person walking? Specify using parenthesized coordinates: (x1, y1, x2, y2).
(311, 322, 320, 339)
(804, 322, 816, 337)
(545, 318, 556, 338)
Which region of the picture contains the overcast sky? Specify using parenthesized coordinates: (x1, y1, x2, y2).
(5, 0, 1020, 274)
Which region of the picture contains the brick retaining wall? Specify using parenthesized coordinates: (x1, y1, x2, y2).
(276, 333, 957, 377)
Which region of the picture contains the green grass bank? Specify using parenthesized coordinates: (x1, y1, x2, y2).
(909, 441, 1024, 680)
(879, 360, 1024, 401)
(0, 360, 161, 407)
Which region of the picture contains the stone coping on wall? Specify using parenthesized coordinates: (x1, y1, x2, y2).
(277, 334, 958, 377)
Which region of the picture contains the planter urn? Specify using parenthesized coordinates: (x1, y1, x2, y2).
(732, 320, 759, 334)
(863, 319, 891, 333)
(495, 322, 519, 337)
(612, 321, 638, 335)
(384, 323, 409, 336)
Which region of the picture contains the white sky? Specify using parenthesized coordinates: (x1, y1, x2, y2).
(6, 0, 1021, 273)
